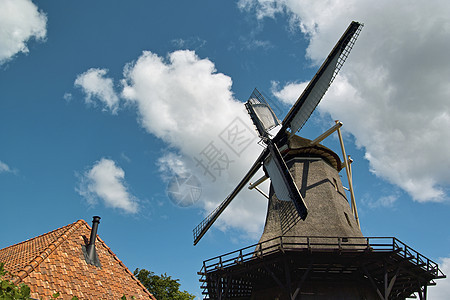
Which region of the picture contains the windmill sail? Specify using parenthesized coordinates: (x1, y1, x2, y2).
(264, 142, 307, 219)
(275, 21, 363, 142)
(245, 89, 280, 138)
(193, 149, 268, 245)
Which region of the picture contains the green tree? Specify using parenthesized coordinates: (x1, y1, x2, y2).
(134, 268, 195, 300)
(0, 262, 31, 300)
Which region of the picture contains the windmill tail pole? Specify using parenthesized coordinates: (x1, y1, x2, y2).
(310, 121, 343, 146)
(335, 120, 360, 228)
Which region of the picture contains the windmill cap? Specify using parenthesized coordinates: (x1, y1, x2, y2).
(284, 135, 342, 171)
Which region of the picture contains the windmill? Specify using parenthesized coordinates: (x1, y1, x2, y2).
(194, 21, 446, 300)
(193, 21, 363, 246)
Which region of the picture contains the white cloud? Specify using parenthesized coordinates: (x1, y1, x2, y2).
(0, 160, 11, 173)
(271, 80, 308, 105)
(121, 50, 268, 237)
(239, 36, 274, 51)
(171, 37, 207, 50)
(362, 193, 398, 209)
(77, 158, 138, 214)
(0, 0, 47, 64)
(63, 92, 72, 103)
(0, 160, 17, 175)
(248, 0, 450, 202)
(428, 257, 450, 299)
(157, 152, 189, 181)
(238, 0, 284, 20)
(74, 68, 120, 114)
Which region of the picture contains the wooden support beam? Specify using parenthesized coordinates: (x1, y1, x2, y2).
(347, 155, 353, 179)
(283, 259, 293, 300)
(363, 266, 385, 300)
(292, 264, 312, 300)
(248, 175, 268, 189)
(250, 183, 269, 199)
(384, 265, 388, 300)
(386, 268, 401, 297)
(418, 286, 424, 300)
(416, 281, 429, 300)
(309, 121, 343, 146)
(264, 264, 286, 291)
(335, 120, 360, 228)
(216, 275, 223, 300)
(222, 276, 231, 299)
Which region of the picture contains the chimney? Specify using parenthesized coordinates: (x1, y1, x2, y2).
(83, 216, 102, 267)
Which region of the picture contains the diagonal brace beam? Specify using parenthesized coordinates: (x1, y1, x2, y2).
(363, 266, 385, 300)
(291, 264, 312, 300)
(264, 264, 286, 291)
(386, 267, 401, 298)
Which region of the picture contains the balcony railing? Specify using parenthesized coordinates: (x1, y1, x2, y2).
(199, 236, 445, 292)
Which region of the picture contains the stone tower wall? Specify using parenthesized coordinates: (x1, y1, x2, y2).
(258, 157, 363, 248)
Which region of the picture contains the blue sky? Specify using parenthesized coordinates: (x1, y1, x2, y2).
(1, 0, 450, 297)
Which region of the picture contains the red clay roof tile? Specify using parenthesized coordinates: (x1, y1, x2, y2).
(0, 219, 156, 300)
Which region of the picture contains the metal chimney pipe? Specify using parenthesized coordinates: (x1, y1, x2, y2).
(87, 216, 101, 260)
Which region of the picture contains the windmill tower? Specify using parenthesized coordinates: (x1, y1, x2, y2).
(256, 133, 362, 244)
(194, 22, 445, 300)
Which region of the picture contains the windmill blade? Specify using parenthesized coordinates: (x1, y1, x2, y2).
(274, 21, 363, 144)
(193, 149, 269, 245)
(245, 89, 280, 139)
(264, 141, 308, 220)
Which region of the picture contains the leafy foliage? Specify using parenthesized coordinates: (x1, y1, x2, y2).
(134, 268, 195, 300)
(0, 263, 31, 299)
(1, 263, 81, 300)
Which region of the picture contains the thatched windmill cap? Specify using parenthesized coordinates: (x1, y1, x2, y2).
(283, 135, 342, 171)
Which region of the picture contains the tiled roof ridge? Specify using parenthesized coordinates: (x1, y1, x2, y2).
(11, 220, 85, 285)
(87, 224, 156, 300)
(0, 222, 74, 253)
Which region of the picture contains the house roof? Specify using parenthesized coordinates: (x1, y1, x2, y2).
(0, 219, 156, 300)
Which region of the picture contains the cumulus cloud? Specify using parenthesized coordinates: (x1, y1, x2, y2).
(121, 50, 267, 237)
(271, 81, 307, 105)
(245, 0, 450, 202)
(77, 158, 138, 214)
(0, 0, 47, 64)
(74, 68, 120, 114)
(428, 257, 450, 299)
